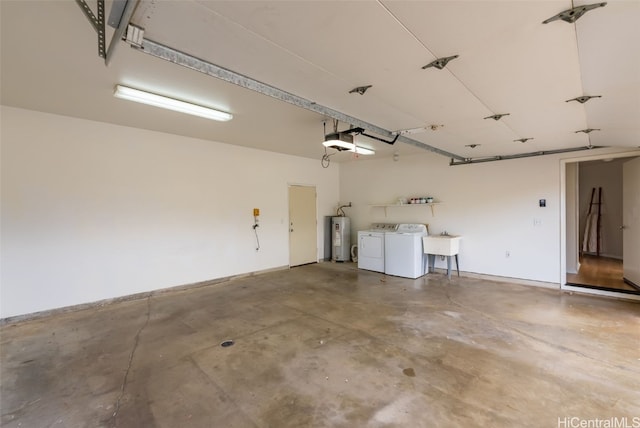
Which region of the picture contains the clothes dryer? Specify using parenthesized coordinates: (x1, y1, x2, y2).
(384, 223, 428, 279)
(357, 223, 397, 273)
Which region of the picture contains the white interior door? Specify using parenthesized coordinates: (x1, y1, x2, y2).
(623, 157, 640, 286)
(289, 185, 317, 267)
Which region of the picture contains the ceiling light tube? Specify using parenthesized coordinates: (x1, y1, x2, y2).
(323, 139, 355, 151)
(351, 145, 375, 155)
(114, 85, 232, 121)
(323, 132, 375, 155)
(322, 140, 375, 155)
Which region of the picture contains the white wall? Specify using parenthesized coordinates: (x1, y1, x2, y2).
(1, 107, 340, 318)
(578, 159, 624, 259)
(340, 152, 562, 283)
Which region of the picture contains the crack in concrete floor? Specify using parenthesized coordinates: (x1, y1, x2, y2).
(110, 295, 152, 427)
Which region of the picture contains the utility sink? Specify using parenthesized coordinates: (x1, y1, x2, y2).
(422, 235, 462, 256)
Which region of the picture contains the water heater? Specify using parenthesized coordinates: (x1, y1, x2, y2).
(331, 216, 351, 262)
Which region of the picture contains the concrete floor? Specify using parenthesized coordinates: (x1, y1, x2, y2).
(1, 263, 639, 428)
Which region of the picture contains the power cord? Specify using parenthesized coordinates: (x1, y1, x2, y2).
(253, 217, 260, 251)
(321, 147, 334, 168)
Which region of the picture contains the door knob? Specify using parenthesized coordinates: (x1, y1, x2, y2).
(620, 225, 627, 230)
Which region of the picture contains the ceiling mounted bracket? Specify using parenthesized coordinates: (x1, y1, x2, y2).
(76, 0, 138, 65)
(75, 0, 106, 58)
(514, 138, 534, 143)
(484, 113, 510, 121)
(105, 0, 138, 65)
(542, 2, 607, 24)
(566, 95, 602, 104)
(107, 0, 128, 28)
(575, 128, 601, 134)
(345, 127, 399, 145)
(349, 85, 372, 95)
(422, 55, 459, 70)
(124, 24, 145, 48)
(393, 127, 428, 136)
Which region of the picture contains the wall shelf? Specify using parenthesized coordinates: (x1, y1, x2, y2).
(369, 202, 441, 217)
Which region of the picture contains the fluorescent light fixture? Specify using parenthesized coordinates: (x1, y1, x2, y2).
(351, 145, 375, 155)
(323, 132, 375, 155)
(113, 85, 232, 122)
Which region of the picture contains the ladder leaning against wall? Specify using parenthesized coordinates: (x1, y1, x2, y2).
(582, 187, 602, 257)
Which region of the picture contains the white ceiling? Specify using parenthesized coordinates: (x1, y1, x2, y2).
(2, 0, 639, 163)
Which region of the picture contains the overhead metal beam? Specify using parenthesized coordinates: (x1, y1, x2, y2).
(105, 0, 138, 66)
(134, 38, 466, 161)
(76, 0, 106, 58)
(449, 146, 603, 166)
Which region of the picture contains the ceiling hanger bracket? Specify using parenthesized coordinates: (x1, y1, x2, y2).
(566, 95, 602, 104)
(345, 127, 399, 145)
(484, 113, 510, 121)
(542, 2, 607, 24)
(422, 55, 459, 70)
(349, 85, 372, 95)
(105, 0, 139, 65)
(76, 0, 139, 64)
(75, 0, 106, 58)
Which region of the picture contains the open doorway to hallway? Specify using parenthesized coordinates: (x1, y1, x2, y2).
(567, 255, 639, 294)
(565, 156, 640, 296)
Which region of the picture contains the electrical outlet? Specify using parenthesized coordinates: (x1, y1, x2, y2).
(505, 250, 510, 258)
(533, 218, 542, 226)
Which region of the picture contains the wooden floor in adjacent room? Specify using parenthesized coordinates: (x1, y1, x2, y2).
(567, 254, 639, 294)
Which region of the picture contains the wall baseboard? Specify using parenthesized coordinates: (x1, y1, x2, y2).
(0, 265, 289, 325)
(456, 270, 560, 290)
(581, 252, 623, 260)
(562, 284, 640, 302)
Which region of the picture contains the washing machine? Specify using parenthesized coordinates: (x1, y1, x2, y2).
(357, 223, 397, 273)
(384, 223, 428, 278)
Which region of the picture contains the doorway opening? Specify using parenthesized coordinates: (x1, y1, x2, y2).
(562, 154, 640, 298)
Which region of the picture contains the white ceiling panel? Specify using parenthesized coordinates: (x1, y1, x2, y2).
(383, 1, 589, 148)
(576, 0, 640, 148)
(2, 0, 638, 163)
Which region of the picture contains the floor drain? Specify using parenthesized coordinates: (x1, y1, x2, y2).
(220, 340, 234, 348)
